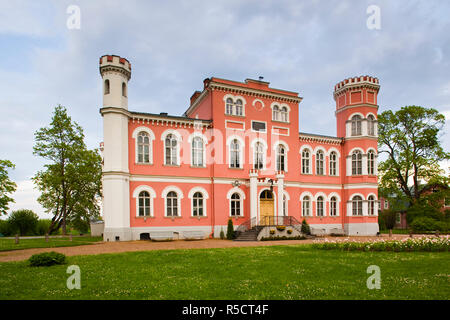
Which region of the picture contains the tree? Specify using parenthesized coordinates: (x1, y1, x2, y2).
(226, 219, 234, 240)
(0, 160, 17, 215)
(8, 209, 39, 236)
(32, 105, 102, 235)
(378, 106, 450, 207)
(301, 219, 310, 235)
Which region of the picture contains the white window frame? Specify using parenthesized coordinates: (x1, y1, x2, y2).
(227, 187, 246, 217)
(188, 187, 209, 217)
(162, 186, 184, 217)
(132, 185, 156, 217)
(132, 127, 155, 165)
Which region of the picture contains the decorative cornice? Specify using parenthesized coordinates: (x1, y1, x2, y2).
(209, 81, 303, 103)
(100, 107, 212, 129)
(299, 133, 343, 145)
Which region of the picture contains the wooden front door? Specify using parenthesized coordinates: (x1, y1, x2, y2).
(259, 190, 274, 225)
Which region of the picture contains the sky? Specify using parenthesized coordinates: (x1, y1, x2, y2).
(0, 0, 449, 218)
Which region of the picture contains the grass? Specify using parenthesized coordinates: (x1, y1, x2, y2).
(0, 245, 449, 300)
(0, 236, 102, 252)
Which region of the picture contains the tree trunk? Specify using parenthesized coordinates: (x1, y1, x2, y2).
(389, 229, 392, 238)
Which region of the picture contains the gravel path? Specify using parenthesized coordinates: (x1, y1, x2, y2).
(0, 234, 416, 262)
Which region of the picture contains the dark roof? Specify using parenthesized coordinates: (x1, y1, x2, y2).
(129, 111, 212, 122)
(299, 132, 343, 140)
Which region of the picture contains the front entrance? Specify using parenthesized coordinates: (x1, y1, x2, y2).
(259, 190, 274, 225)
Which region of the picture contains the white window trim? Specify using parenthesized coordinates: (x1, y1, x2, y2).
(273, 140, 289, 172)
(223, 94, 247, 116)
(300, 145, 312, 175)
(251, 138, 268, 170)
(188, 132, 208, 167)
(327, 147, 340, 176)
(132, 127, 155, 164)
(227, 187, 246, 217)
(300, 191, 313, 217)
(314, 192, 327, 217)
(227, 135, 245, 169)
(161, 129, 182, 166)
(132, 185, 156, 217)
(251, 120, 267, 133)
(327, 192, 341, 217)
(188, 187, 209, 217)
(162, 186, 184, 217)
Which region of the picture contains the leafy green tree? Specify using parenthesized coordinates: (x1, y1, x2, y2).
(378, 106, 450, 207)
(382, 209, 397, 231)
(32, 105, 102, 235)
(0, 160, 17, 215)
(8, 209, 39, 236)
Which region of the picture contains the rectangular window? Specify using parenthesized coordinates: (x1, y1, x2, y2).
(251, 121, 266, 132)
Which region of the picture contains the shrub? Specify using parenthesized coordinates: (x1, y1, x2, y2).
(312, 237, 449, 252)
(287, 229, 293, 235)
(28, 251, 67, 267)
(220, 228, 225, 240)
(411, 217, 441, 232)
(7, 209, 39, 236)
(269, 229, 275, 235)
(226, 219, 234, 240)
(276, 225, 286, 231)
(301, 219, 310, 235)
(260, 235, 306, 241)
(407, 204, 443, 225)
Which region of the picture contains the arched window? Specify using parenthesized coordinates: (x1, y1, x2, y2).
(226, 98, 233, 115)
(368, 115, 375, 136)
(302, 196, 311, 216)
(192, 192, 204, 217)
(235, 99, 243, 116)
(137, 132, 150, 163)
(230, 193, 241, 216)
(367, 150, 375, 175)
(138, 191, 151, 217)
(192, 137, 204, 167)
(230, 139, 240, 168)
(104, 79, 110, 95)
(352, 196, 363, 216)
(368, 195, 375, 216)
(276, 145, 286, 172)
(272, 105, 280, 121)
(330, 196, 337, 216)
(122, 82, 127, 97)
(352, 150, 362, 175)
(329, 151, 337, 176)
(317, 196, 324, 216)
(165, 134, 178, 165)
(316, 150, 324, 175)
(254, 142, 264, 169)
(351, 115, 362, 136)
(302, 149, 310, 174)
(280, 106, 288, 122)
(166, 191, 178, 216)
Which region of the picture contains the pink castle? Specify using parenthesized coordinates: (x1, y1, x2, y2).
(99, 55, 379, 241)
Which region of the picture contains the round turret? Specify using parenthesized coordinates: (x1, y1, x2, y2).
(99, 55, 132, 109)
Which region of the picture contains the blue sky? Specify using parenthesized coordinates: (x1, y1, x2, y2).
(0, 0, 449, 218)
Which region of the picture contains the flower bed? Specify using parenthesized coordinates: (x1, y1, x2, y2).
(260, 235, 306, 241)
(312, 236, 449, 252)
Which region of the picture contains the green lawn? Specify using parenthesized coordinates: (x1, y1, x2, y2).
(0, 236, 102, 252)
(0, 245, 449, 299)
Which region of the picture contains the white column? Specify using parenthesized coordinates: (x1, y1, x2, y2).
(276, 172, 285, 218)
(363, 200, 369, 216)
(346, 156, 351, 176)
(249, 170, 258, 225)
(362, 119, 368, 136)
(346, 201, 352, 216)
(362, 154, 368, 175)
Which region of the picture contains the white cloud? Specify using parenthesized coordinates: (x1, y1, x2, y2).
(8, 180, 50, 219)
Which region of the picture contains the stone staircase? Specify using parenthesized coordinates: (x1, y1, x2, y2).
(234, 227, 262, 241)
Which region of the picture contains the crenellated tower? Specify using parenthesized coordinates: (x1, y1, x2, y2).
(334, 76, 380, 235)
(99, 55, 132, 241)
